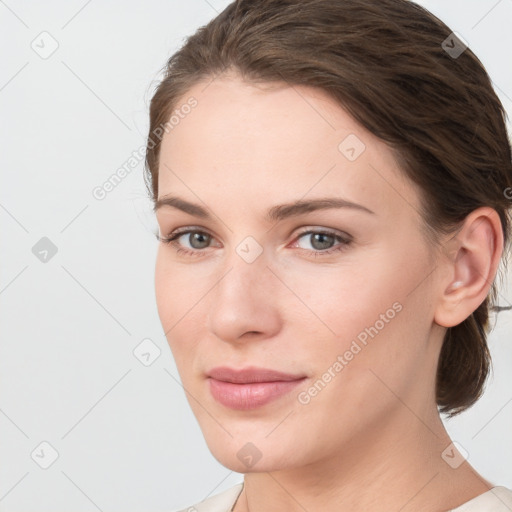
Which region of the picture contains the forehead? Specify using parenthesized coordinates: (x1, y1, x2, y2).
(157, 74, 422, 221)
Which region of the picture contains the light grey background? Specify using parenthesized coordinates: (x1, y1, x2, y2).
(0, 1, 511, 511)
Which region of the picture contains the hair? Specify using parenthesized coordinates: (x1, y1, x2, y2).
(144, 0, 512, 417)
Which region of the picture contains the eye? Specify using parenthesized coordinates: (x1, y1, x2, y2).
(292, 229, 352, 256)
(155, 227, 352, 258)
(156, 228, 215, 257)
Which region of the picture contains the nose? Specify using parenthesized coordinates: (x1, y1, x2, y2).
(206, 246, 282, 343)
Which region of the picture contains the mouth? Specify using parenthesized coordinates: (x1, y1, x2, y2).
(207, 366, 307, 410)
(207, 365, 306, 383)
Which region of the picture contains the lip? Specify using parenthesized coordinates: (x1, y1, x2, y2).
(207, 366, 306, 383)
(207, 366, 307, 410)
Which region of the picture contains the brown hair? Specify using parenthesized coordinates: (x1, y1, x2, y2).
(144, 0, 512, 417)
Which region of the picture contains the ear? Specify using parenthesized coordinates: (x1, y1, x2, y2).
(434, 207, 504, 328)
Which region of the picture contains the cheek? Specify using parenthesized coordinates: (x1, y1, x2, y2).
(154, 250, 205, 327)
(154, 252, 194, 355)
(277, 259, 398, 341)
(154, 251, 174, 326)
(154, 250, 213, 375)
(280, 249, 426, 372)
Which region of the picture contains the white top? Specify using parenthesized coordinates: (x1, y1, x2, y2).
(171, 483, 512, 512)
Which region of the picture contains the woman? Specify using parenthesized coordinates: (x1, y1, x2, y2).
(144, 0, 512, 510)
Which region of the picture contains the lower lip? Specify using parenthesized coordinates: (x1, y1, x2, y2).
(208, 377, 306, 410)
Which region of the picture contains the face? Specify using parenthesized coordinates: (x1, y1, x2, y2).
(154, 72, 445, 474)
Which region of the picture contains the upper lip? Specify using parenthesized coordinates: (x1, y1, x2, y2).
(207, 366, 306, 384)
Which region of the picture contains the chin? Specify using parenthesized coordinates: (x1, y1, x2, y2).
(204, 431, 302, 473)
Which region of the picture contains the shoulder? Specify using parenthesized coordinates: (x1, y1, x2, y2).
(450, 486, 512, 511)
(170, 482, 244, 512)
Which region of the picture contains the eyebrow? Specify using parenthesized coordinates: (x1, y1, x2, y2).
(154, 195, 375, 221)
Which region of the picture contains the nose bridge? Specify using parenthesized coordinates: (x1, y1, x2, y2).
(217, 235, 271, 301)
(206, 236, 280, 339)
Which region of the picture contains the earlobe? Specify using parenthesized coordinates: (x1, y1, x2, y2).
(434, 207, 503, 328)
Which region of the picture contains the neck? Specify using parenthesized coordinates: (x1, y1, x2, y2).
(234, 407, 491, 512)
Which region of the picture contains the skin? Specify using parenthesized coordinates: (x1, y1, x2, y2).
(154, 71, 503, 512)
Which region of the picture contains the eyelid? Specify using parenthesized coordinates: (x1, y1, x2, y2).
(293, 226, 352, 241)
(158, 224, 351, 242)
(156, 226, 218, 247)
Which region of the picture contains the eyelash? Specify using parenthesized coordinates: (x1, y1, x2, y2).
(155, 227, 352, 258)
